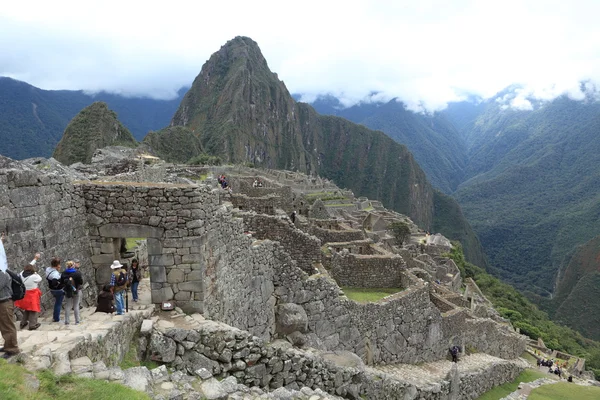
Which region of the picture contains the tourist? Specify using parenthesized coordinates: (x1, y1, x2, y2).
(95, 285, 115, 313)
(0, 233, 20, 359)
(61, 260, 83, 325)
(14, 262, 42, 330)
(46, 257, 64, 322)
(290, 211, 297, 223)
(450, 345, 460, 363)
(109, 260, 128, 315)
(253, 179, 259, 187)
(568, 375, 573, 382)
(129, 259, 142, 302)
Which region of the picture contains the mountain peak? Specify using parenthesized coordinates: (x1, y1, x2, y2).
(53, 101, 136, 165)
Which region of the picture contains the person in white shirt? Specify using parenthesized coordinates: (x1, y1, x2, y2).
(14, 253, 42, 330)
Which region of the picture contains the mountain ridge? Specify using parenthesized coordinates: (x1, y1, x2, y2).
(159, 36, 487, 266)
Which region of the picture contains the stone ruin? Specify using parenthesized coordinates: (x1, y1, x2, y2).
(0, 151, 532, 399)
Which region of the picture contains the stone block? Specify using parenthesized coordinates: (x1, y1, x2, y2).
(187, 270, 203, 281)
(99, 223, 164, 239)
(167, 269, 186, 284)
(123, 366, 152, 392)
(147, 238, 162, 255)
(177, 301, 203, 314)
(149, 254, 174, 267)
(151, 286, 174, 303)
(276, 303, 308, 334)
(96, 266, 113, 285)
(100, 242, 115, 254)
(140, 319, 154, 336)
(200, 378, 228, 400)
(91, 254, 117, 265)
(177, 281, 202, 292)
(174, 290, 191, 301)
(149, 266, 167, 283)
(182, 254, 202, 263)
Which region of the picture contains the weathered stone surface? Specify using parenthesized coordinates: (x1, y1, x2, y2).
(200, 378, 228, 400)
(123, 366, 152, 392)
(148, 332, 177, 362)
(70, 356, 93, 375)
(276, 303, 308, 335)
(99, 223, 164, 238)
(151, 365, 170, 383)
(140, 319, 154, 336)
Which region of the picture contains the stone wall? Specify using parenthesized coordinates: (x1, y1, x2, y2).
(230, 194, 281, 215)
(78, 182, 212, 313)
(329, 252, 407, 288)
(238, 212, 322, 274)
(308, 225, 365, 244)
(272, 259, 526, 365)
(148, 314, 525, 400)
(0, 158, 97, 310)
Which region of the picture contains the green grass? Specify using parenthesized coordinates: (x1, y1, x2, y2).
(477, 369, 548, 400)
(125, 238, 144, 251)
(119, 341, 159, 370)
(522, 351, 539, 366)
(0, 359, 150, 400)
(528, 382, 600, 400)
(342, 287, 402, 303)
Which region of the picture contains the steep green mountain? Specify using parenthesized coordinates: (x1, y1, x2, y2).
(166, 36, 485, 265)
(0, 77, 185, 159)
(552, 236, 600, 340)
(53, 102, 137, 165)
(309, 95, 467, 194)
(446, 95, 600, 299)
(143, 126, 202, 163)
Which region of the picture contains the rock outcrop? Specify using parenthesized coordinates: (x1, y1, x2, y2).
(53, 102, 137, 165)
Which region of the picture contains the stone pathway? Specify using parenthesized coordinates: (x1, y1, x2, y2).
(373, 353, 529, 391)
(1, 279, 155, 374)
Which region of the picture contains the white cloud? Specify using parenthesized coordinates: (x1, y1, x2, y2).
(1, 0, 600, 110)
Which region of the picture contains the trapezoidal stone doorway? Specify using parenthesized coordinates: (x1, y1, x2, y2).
(80, 182, 208, 313)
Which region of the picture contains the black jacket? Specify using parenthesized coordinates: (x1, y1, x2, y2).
(96, 291, 114, 313)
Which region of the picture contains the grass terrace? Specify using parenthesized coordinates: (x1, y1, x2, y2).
(342, 287, 403, 303)
(528, 382, 600, 400)
(477, 369, 548, 400)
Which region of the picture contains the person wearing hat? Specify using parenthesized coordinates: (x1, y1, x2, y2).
(109, 260, 128, 315)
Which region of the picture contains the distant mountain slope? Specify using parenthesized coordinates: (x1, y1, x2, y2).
(552, 235, 600, 340)
(448, 96, 600, 296)
(164, 36, 486, 265)
(0, 77, 185, 159)
(53, 102, 137, 165)
(308, 95, 467, 193)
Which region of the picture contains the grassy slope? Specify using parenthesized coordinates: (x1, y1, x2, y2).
(0, 359, 149, 400)
(477, 369, 548, 400)
(528, 382, 600, 400)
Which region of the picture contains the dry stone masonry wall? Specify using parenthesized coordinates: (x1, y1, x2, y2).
(329, 252, 407, 288)
(0, 158, 97, 310)
(238, 212, 322, 274)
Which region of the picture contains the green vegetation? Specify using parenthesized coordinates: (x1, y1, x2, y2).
(0, 77, 183, 160)
(125, 237, 144, 251)
(388, 221, 411, 245)
(342, 287, 402, 303)
(447, 243, 600, 378)
(477, 369, 547, 400)
(52, 102, 137, 165)
(187, 153, 222, 166)
(142, 126, 202, 164)
(0, 359, 150, 400)
(119, 341, 159, 370)
(528, 382, 600, 400)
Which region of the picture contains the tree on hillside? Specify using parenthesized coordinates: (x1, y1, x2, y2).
(389, 221, 411, 245)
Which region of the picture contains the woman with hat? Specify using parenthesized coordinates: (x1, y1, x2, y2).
(109, 260, 128, 315)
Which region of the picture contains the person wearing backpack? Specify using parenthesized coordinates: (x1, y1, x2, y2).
(45, 257, 64, 322)
(14, 261, 42, 330)
(109, 260, 127, 315)
(61, 261, 83, 325)
(0, 233, 20, 358)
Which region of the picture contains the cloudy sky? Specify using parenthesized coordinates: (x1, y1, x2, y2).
(2, 0, 599, 111)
